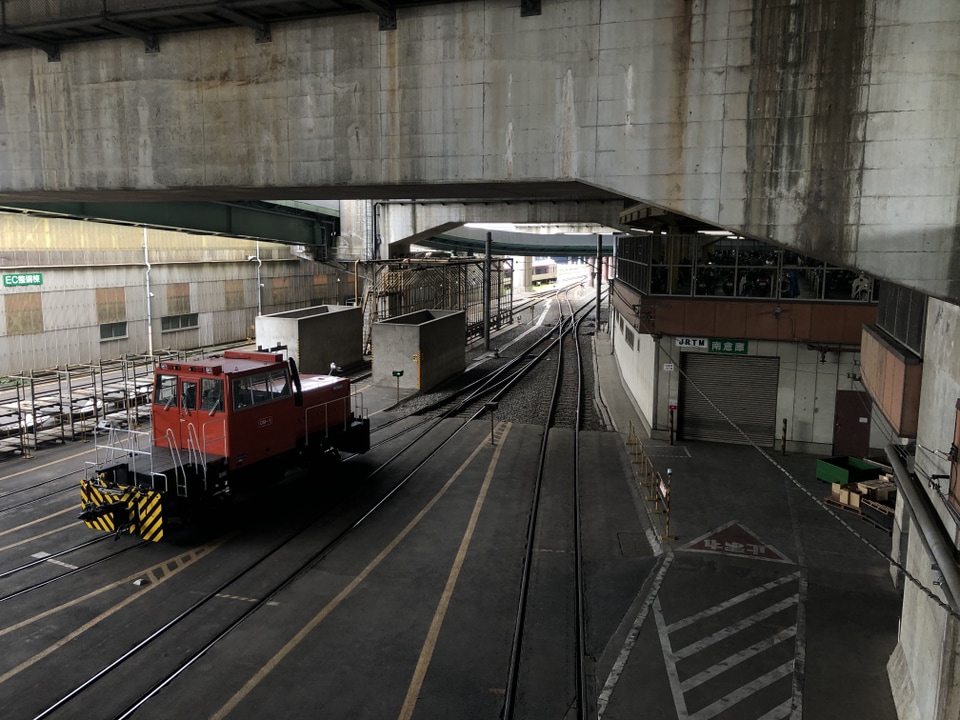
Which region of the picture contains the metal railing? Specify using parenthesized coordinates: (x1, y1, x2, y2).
(627, 421, 673, 541)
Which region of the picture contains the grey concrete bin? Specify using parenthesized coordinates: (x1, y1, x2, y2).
(255, 304, 362, 374)
(372, 310, 465, 390)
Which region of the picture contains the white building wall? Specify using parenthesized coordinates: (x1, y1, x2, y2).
(611, 321, 886, 453)
(612, 311, 656, 432)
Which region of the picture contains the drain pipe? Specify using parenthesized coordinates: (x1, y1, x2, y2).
(885, 444, 960, 612)
(143, 227, 154, 358)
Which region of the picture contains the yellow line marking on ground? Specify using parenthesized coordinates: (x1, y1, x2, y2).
(0, 447, 93, 483)
(212, 423, 510, 720)
(398, 424, 512, 720)
(0, 538, 228, 685)
(0, 506, 75, 539)
(0, 521, 77, 551)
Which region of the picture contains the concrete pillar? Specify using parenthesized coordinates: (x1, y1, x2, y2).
(596, 234, 603, 325)
(483, 232, 492, 351)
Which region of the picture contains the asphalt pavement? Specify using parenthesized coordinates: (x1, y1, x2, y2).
(591, 329, 902, 720)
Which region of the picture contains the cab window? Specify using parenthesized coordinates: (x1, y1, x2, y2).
(232, 369, 291, 411)
(182, 380, 198, 411)
(200, 378, 224, 412)
(154, 374, 177, 407)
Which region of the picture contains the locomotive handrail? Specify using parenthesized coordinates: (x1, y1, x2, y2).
(149, 471, 169, 494)
(352, 390, 366, 419)
(302, 395, 352, 446)
(164, 427, 188, 497)
(87, 426, 156, 481)
(188, 418, 228, 492)
(185, 423, 203, 480)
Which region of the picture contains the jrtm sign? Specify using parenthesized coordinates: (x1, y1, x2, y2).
(3, 273, 43, 287)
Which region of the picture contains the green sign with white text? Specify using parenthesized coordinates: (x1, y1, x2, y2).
(708, 338, 748, 355)
(3, 272, 43, 287)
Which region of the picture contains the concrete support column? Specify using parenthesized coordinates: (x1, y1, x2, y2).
(484, 231, 492, 351)
(596, 234, 603, 326)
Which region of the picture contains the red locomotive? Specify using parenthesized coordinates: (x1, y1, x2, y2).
(79, 350, 370, 541)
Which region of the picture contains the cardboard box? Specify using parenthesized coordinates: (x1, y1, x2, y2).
(839, 489, 851, 505)
(831, 483, 842, 499)
(848, 491, 861, 509)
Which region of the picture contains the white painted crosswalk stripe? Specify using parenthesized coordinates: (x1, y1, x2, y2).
(667, 571, 800, 632)
(673, 594, 798, 660)
(680, 627, 797, 691)
(689, 661, 795, 720)
(654, 572, 802, 720)
(756, 698, 794, 720)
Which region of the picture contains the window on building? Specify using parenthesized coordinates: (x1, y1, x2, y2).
(100, 321, 128, 340)
(161, 313, 199, 332)
(876, 282, 926, 357)
(4, 292, 43, 335)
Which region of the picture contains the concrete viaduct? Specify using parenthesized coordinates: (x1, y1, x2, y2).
(1, 1, 959, 718)
(0, 0, 957, 301)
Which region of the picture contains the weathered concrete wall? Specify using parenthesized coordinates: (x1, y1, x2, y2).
(0, 1, 957, 299)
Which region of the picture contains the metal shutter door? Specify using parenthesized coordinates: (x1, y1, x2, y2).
(679, 354, 779, 446)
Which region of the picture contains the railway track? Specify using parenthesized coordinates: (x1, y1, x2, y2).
(4, 285, 611, 719)
(501, 290, 592, 719)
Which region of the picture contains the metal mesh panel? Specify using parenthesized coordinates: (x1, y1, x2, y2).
(371, 259, 511, 340)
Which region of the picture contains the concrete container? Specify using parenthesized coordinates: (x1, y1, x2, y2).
(255, 305, 362, 375)
(372, 310, 465, 391)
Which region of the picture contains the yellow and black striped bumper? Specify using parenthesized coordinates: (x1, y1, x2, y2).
(79, 480, 164, 542)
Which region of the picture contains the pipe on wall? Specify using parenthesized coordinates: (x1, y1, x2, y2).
(885, 444, 960, 613)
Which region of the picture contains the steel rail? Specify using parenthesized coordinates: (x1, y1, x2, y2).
(0, 540, 145, 601)
(501, 291, 593, 719)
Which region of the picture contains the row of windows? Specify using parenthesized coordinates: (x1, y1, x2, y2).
(98, 316, 198, 341)
(160, 313, 199, 332)
(155, 375, 226, 413)
(154, 369, 291, 414)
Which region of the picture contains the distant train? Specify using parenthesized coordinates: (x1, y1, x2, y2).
(530, 259, 558, 288)
(79, 350, 370, 541)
